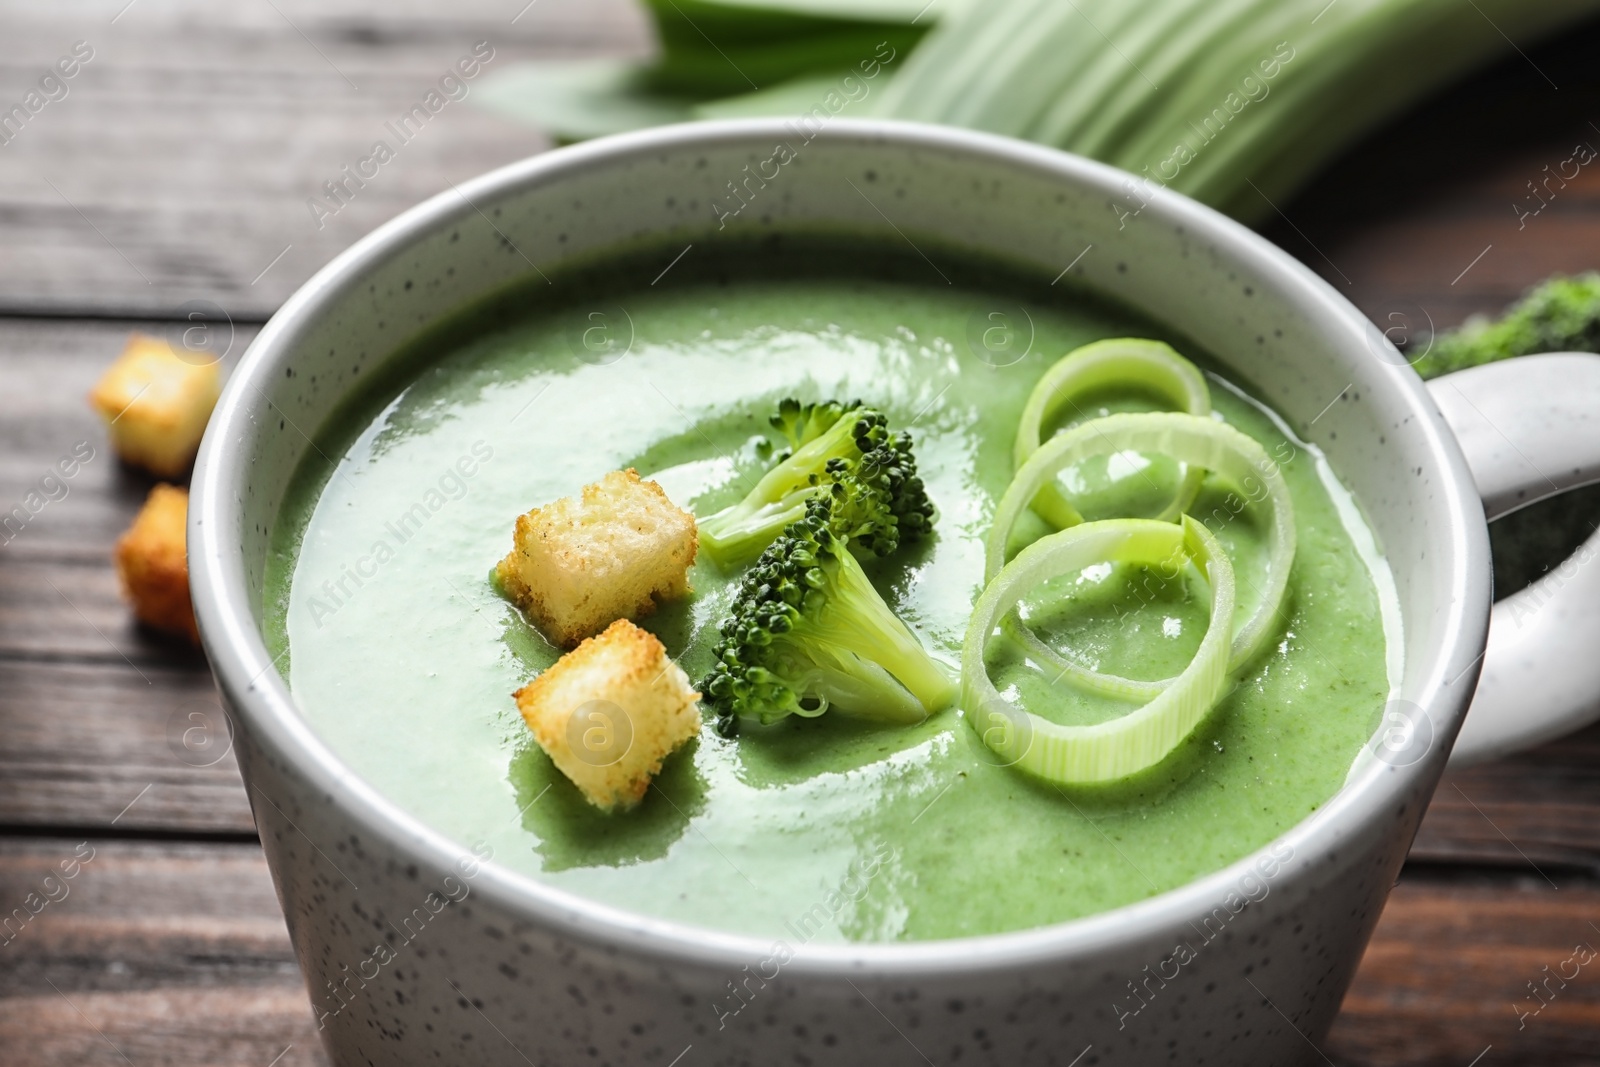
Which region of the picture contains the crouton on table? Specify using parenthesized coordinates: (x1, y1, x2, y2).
(496, 468, 697, 648)
(89, 333, 221, 477)
(114, 484, 198, 643)
(514, 619, 701, 811)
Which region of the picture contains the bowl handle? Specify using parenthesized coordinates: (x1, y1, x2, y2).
(1427, 353, 1600, 767)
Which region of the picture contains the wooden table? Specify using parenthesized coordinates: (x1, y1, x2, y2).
(2, 4, 1597, 1064)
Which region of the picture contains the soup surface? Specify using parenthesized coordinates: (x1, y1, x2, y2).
(267, 240, 1397, 943)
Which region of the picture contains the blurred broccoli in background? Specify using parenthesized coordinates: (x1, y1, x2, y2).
(1417, 274, 1600, 598)
(1415, 272, 1600, 379)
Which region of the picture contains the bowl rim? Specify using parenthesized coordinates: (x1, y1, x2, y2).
(189, 117, 1491, 976)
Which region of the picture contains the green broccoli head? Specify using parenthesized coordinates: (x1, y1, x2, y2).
(698, 399, 936, 567)
(823, 428, 935, 558)
(702, 496, 956, 736)
(1416, 272, 1600, 379)
(770, 397, 852, 456)
(1413, 272, 1600, 599)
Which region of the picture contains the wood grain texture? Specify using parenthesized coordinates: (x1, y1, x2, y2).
(1, 0, 1599, 1063)
(1328, 874, 1600, 1067)
(0, 837, 329, 1066)
(0, 658, 254, 834)
(1415, 724, 1600, 879)
(0, 0, 649, 319)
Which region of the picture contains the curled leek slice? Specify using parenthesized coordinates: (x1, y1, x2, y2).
(964, 517, 1235, 785)
(988, 411, 1295, 687)
(1013, 339, 1211, 529)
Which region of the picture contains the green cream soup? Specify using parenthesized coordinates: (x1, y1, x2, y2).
(267, 239, 1397, 943)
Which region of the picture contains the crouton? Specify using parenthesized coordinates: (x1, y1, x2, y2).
(514, 619, 701, 811)
(496, 468, 697, 648)
(114, 484, 198, 643)
(89, 333, 221, 477)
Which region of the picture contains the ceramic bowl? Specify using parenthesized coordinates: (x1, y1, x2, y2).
(191, 119, 1600, 1066)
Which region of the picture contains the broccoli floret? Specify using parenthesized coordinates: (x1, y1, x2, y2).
(698, 399, 935, 568)
(1412, 272, 1600, 602)
(702, 496, 956, 735)
(770, 397, 851, 455)
(1415, 272, 1600, 379)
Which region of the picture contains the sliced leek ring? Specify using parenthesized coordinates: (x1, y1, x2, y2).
(1014, 339, 1211, 529)
(989, 411, 1294, 692)
(964, 516, 1235, 784)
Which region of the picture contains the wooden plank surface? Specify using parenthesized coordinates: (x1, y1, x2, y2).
(0, 0, 647, 318)
(0, 838, 325, 1066)
(0, 0, 1598, 1064)
(1328, 874, 1600, 1067)
(1413, 725, 1600, 879)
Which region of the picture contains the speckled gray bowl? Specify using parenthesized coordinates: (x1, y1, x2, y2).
(190, 120, 1596, 1066)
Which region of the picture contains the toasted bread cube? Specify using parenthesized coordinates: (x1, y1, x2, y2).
(88, 333, 221, 477)
(114, 484, 198, 643)
(514, 619, 701, 811)
(496, 468, 697, 648)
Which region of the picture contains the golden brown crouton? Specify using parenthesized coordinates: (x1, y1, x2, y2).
(114, 484, 197, 643)
(88, 333, 221, 477)
(514, 619, 701, 811)
(496, 468, 697, 648)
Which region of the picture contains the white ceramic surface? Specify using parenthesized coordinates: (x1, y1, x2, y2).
(1428, 354, 1600, 766)
(188, 120, 1598, 1066)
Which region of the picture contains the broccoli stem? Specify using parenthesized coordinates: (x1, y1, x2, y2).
(791, 656, 930, 725)
(698, 496, 811, 567)
(798, 546, 957, 717)
(699, 413, 861, 567)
